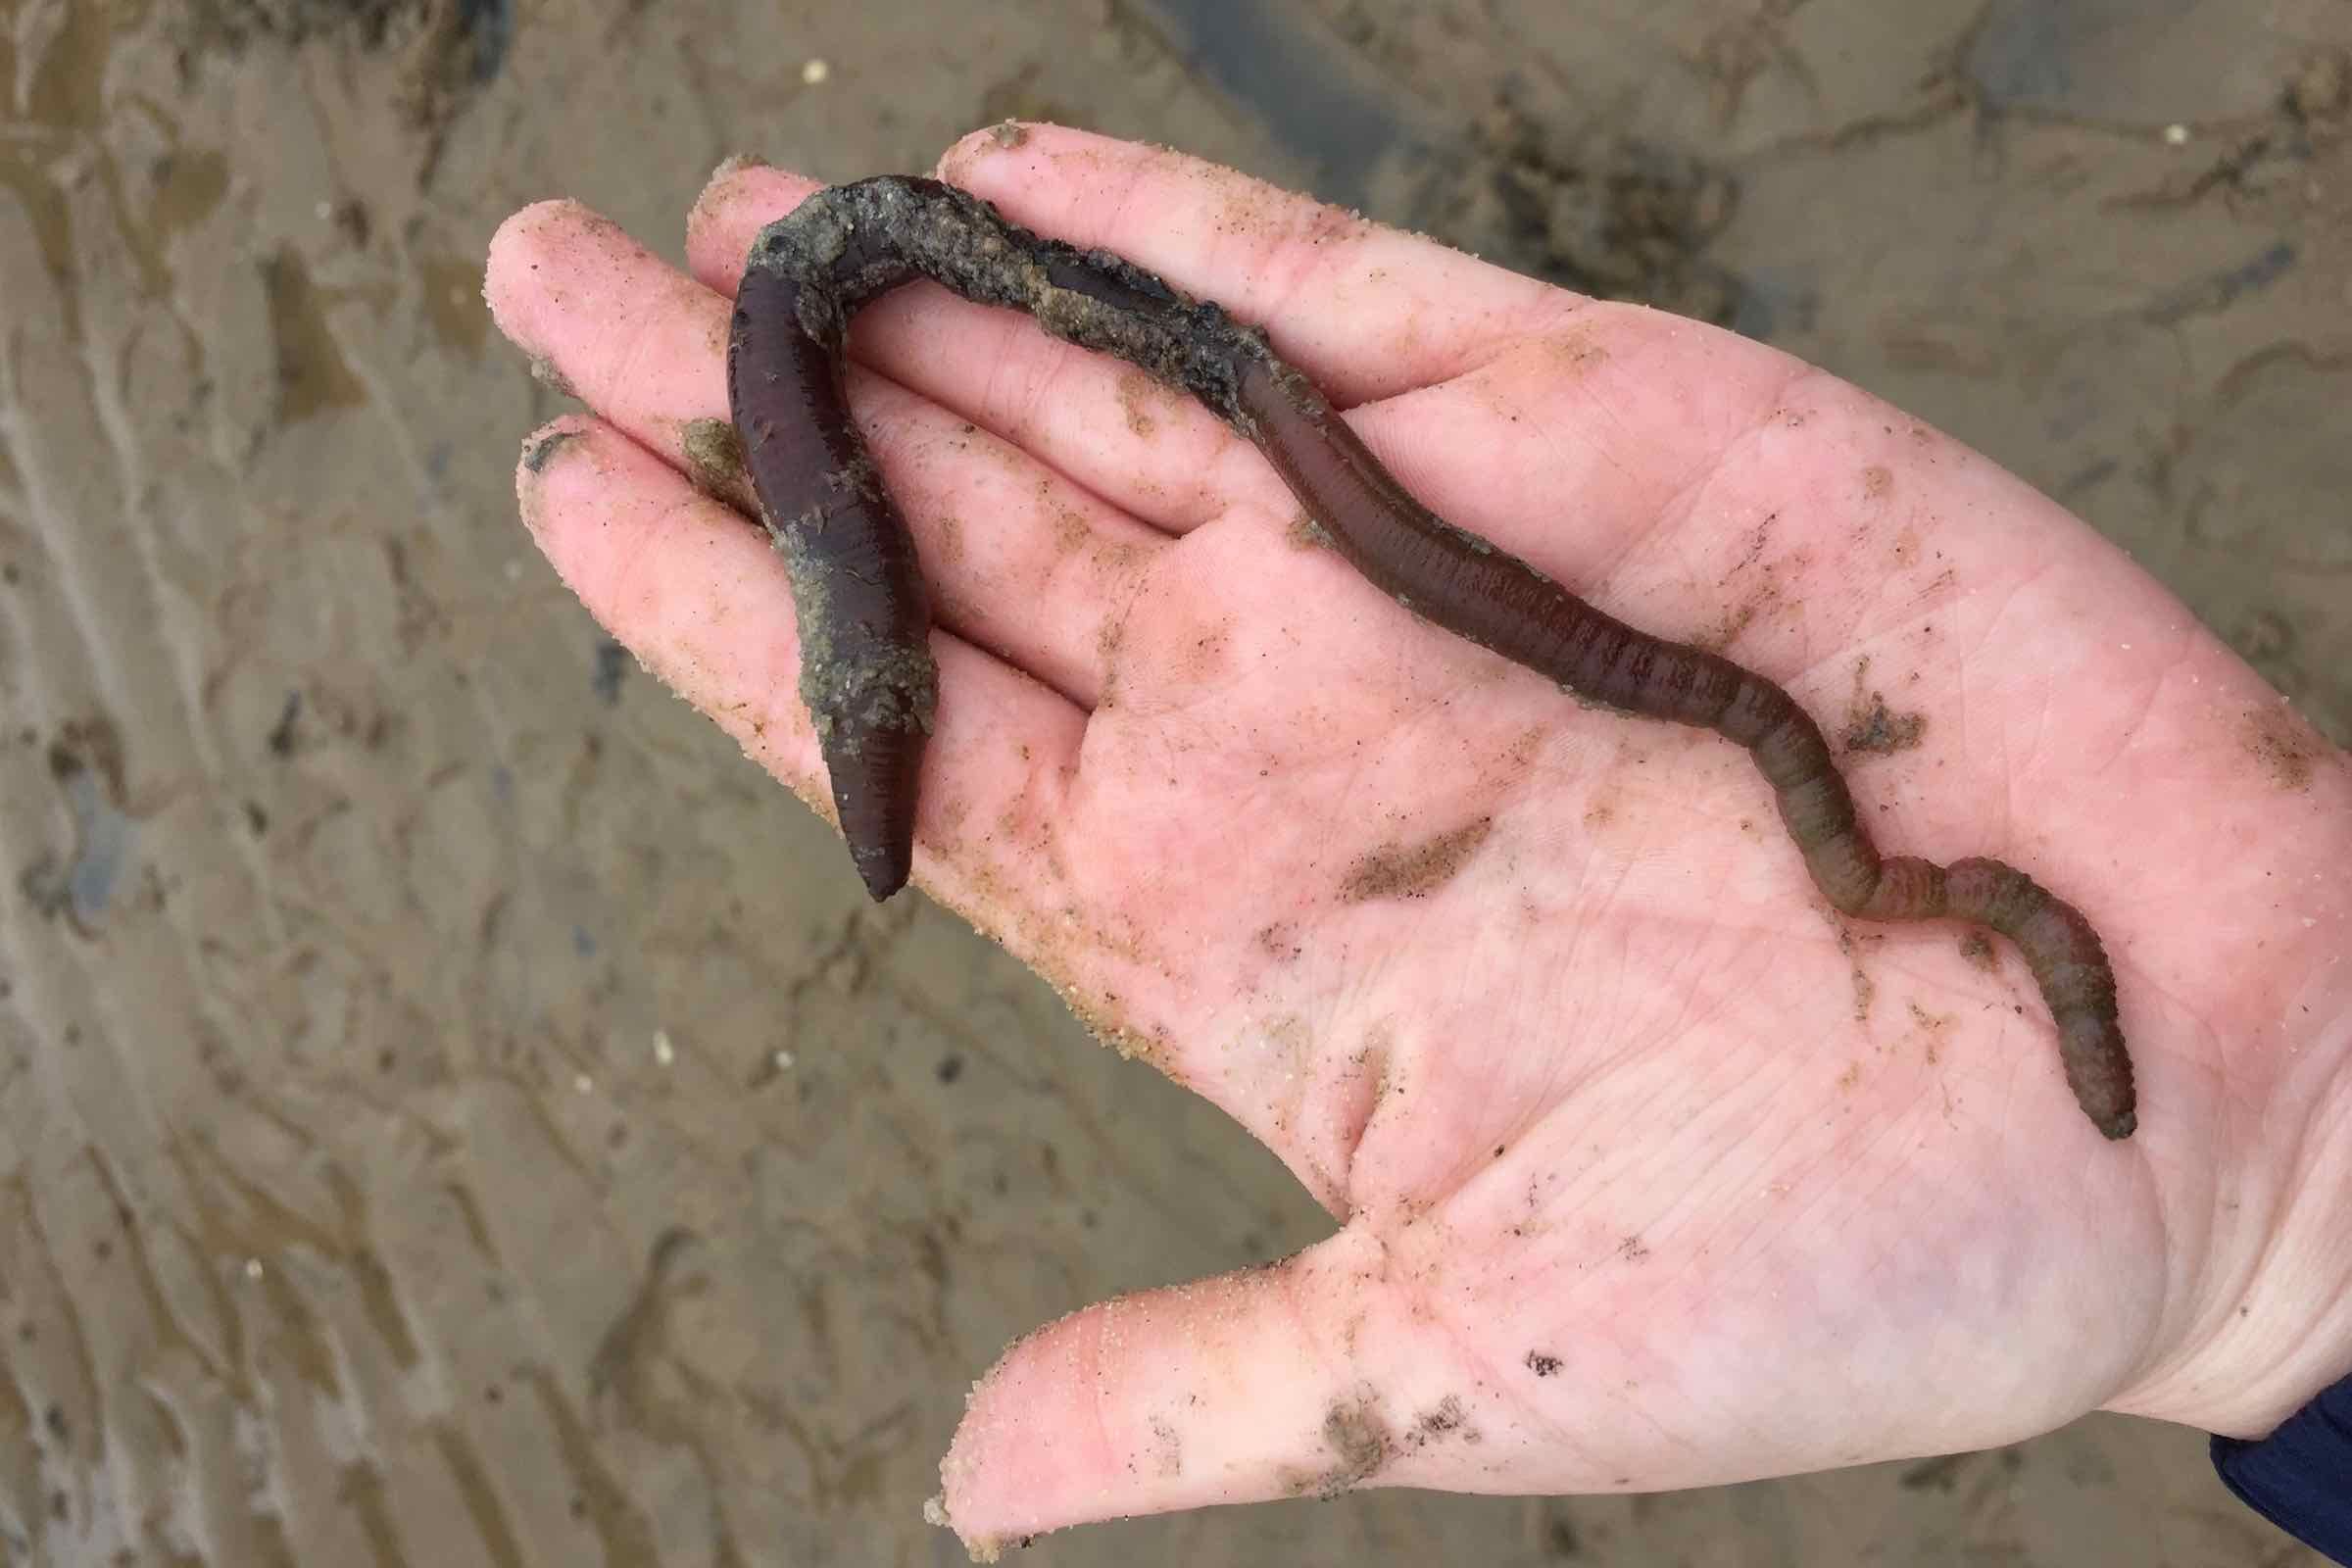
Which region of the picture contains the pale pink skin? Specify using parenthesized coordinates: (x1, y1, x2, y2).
(485, 125, 2352, 1558)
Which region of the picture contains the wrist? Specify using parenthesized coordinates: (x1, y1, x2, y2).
(2116, 993, 2352, 1438)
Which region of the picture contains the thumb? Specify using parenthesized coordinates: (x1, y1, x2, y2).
(929, 1224, 1495, 1556)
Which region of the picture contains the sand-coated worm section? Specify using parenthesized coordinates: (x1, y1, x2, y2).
(725, 175, 2134, 1138)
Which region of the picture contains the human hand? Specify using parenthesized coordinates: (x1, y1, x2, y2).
(485, 124, 2352, 1557)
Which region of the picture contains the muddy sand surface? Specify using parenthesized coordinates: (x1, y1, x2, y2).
(1, 0, 2345, 1563)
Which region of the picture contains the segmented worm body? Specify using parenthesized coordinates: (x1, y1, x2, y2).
(725, 175, 2135, 1139)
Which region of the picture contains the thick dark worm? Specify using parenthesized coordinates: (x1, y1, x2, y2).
(725, 176, 2135, 1139)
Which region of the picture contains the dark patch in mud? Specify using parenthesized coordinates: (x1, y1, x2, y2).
(263, 249, 367, 423)
(586, 1227, 701, 1404)
(1419, 91, 1745, 327)
(183, 0, 512, 178)
(1143, 7, 1742, 323)
(189, 0, 511, 80)
(591, 638, 629, 705)
(21, 719, 133, 936)
(1545, 1506, 1583, 1555)
(49, 716, 125, 802)
(1899, 1451, 1970, 1492)
(2143, 241, 2297, 326)
(266, 691, 303, 757)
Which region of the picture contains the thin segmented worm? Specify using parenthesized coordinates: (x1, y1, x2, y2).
(724, 175, 2136, 1139)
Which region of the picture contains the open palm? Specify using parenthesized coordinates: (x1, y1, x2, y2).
(486, 125, 2352, 1556)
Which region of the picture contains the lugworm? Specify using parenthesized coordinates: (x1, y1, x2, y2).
(724, 175, 2135, 1139)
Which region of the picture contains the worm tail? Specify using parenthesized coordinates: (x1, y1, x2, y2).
(1235, 362, 2134, 1138)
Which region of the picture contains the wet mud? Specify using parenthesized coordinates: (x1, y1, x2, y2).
(0, 0, 2342, 1563)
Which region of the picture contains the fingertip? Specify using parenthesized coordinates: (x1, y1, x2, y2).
(685, 160, 824, 294)
(935, 1236, 1423, 1548)
(934, 119, 1055, 184)
(484, 198, 590, 354)
(704, 151, 775, 189)
(685, 155, 760, 254)
(485, 199, 675, 401)
(513, 413, 606, 543)
(935, 1314, 1088, 1559)
(515, 411, 597, 486)
(935, 121, 1158, 208)
(918, 1492, 981, 1561)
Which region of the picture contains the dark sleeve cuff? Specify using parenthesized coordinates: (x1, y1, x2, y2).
(2212, 1371, 2352, 1566)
